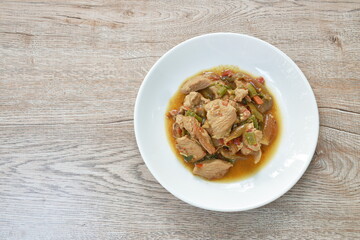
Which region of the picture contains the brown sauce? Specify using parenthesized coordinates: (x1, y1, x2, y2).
(165, 65, 282, 182)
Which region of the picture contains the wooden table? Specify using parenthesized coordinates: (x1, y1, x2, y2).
(1, 1, 359, 239)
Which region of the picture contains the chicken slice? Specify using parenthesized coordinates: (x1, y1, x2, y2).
(180, 74, 213, 94)
(176, 136, 206, 162)
(193, 159, 233, 180)
(204, 99, 237, 139)
(234, 88, 248, 102)
(176, 115, 199, 137)
(176, 115, 215, 154)
(194, 124, 216, 154)
(183, 92, 209, 108)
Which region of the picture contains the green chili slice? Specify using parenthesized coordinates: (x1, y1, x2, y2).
(185, 110, 203, 123)
(247, 83, 258, 97)
(244, 132, 257, 145)
(183, 155, 193, 162)
(248, 103, 264, 122)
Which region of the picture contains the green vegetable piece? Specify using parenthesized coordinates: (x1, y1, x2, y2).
(248, 103, 264, 122)
(185, 110, 203, 123)
(224, 124, 246, 142)
(258, 92, 266, 98)
(183, 155, 193, 162)
(217, 86, 228, 97)
(195, 154, 218, 163)
(222, 84, 232, 89)
(205, 154, 218, 160)
(215, 83, 231, 89)
(244, 132, 257, 145)
(247, 83, 258, 97)
(248, 115, 259, 129)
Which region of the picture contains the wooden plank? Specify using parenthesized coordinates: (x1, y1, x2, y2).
(0, 0, 359, 239)
(0, 123, 358, 239)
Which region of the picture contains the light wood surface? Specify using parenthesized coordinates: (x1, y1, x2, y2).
(1, 0, 359, 239)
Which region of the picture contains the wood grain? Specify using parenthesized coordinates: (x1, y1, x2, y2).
(0, 0, 359, 239)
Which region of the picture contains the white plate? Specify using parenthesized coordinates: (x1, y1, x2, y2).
(134, 33, 319, 212)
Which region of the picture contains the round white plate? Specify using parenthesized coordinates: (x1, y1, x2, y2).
(134, 33, 319, 212)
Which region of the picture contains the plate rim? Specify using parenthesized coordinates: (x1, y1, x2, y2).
(134, 32, 319, 212)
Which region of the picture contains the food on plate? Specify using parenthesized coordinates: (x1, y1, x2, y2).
(166, 66, 280, 181)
